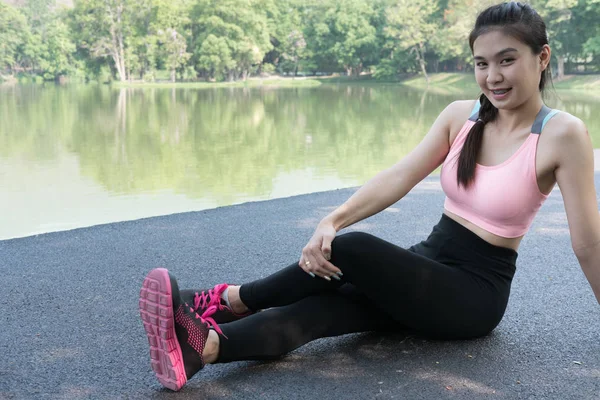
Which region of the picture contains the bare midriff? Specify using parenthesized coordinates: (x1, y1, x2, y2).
(443, 209, 523, 251)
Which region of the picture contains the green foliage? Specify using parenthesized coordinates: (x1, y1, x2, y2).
(584, 37, 600, 57)
(0, 3, 31, 72)
(2, 0, 600, 82)
(386, 0, 438, 51)
(191, 0, 273, 81)
(261, 62, 276, 74)
(38, 17, 77, 79)
(372, 59, 400, 80)
(430, 0, 491, 65)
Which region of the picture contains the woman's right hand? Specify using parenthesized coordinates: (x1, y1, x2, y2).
(299, 220, 343, 281)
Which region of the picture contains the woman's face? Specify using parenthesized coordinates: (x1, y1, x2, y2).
(472, 29, 550, 109)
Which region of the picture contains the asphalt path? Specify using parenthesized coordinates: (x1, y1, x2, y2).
(1, 175, 599, 399)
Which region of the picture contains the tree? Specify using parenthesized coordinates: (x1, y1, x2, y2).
(70, 0, 151, 81)
(192, 0, 273, 81)
(161, 28, 191, 81)
(532, 0, 579, 79)
(196, 34, 235, 81)
(262, 0, 308, 75)
(0, 3, 31, 75)
(304, 0, 378, 76)
(149, 0, 192, 81)
(574, 0, 600, 71)
(38, 17, 77, 80)
(385, 0, 439, 83)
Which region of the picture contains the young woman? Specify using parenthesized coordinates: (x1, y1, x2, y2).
(138, 2, 600, 391)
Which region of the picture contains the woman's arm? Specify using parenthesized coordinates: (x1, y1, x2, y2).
(554, 117, 600, 304)
(299, 100, 470, 279)
(322, 100, 466, 232)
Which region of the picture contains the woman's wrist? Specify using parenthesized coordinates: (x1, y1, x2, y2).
(321, 205, 349, 232)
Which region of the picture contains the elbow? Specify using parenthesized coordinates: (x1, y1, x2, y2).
(572, 238, 600, 262)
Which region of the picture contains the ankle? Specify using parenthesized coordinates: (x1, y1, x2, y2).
(228, 286, 249, 314)
(202, 330, 220, 364)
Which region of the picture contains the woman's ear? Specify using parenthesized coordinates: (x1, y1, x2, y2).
(540, 44, 551, 71)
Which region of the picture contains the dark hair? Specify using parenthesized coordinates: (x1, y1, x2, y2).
(457, 1, 552, 189)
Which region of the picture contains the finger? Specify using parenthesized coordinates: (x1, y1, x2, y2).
(304, 254, 333, 281)
(309, 255, 342, 281)
(321, 238, 333, 261)
(299, 250, 313, 273)
(299, 246, 311, 267)
(312, 251, 342, 277)
(300, 256, 317, 278)
(305, 254, 331, 281)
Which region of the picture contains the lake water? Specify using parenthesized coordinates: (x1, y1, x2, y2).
(1, 83, 599, 240)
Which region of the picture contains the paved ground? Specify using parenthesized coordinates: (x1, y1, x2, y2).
(1, 175, 599, 400)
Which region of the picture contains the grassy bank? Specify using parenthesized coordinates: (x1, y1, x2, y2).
(114, 72, 480, 91)
(7, 72, 599, 91)
(551, 74, 600, 90)
(400, 73, 479, 91)
(401, 72, 600, 92)
(113, 77, 322, 89)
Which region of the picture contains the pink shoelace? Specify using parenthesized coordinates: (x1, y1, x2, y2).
(190, 304, 226, 338)
(193, 283, 230, 313)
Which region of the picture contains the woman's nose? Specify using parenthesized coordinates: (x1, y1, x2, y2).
(486, 65, 504, 86)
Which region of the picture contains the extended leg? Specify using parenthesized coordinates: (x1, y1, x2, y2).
(217, 286, 403, 363)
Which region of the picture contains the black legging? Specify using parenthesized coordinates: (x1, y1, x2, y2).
(216, 213, 518, 363)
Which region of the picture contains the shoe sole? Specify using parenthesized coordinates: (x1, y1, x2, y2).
(139, 268, 187, 391)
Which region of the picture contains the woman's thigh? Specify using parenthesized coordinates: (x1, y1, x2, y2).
(330, 232, 505, 339)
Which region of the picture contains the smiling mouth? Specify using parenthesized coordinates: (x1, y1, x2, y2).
(490, 88, 512, 94)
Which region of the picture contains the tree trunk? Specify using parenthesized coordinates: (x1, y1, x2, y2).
(354, 63, 363, 76)
(107, 1, 127, 82)
(171, 69, 176, 82)
(110, 47, 126, 82)
(415, 43, 428, 84)
(557, 55, 565, 80)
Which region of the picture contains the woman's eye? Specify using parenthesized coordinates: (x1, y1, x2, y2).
(476, 59, 513, 67)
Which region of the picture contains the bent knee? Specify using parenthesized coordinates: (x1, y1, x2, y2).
(331, 231, 378, 257)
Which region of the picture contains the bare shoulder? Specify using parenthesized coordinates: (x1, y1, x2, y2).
(543, 110, 589, 145)
(544, 110, 588, 136)
(542, 110, 590, 168)
(444, 99, 477, 121)
(444, 99, 478, 142)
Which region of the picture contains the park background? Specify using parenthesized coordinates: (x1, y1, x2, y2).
(2, 0, 600, 84)
(2, 0, 600, 240)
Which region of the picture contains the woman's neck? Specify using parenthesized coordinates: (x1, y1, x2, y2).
(494, 95, 544, 134)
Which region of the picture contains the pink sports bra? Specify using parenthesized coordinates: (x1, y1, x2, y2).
(440, 101, 559, 238)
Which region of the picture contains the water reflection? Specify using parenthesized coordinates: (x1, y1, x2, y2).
(0, 83, 598, 239)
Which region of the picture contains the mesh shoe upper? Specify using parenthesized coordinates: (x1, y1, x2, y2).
(174, 302, 225, 379)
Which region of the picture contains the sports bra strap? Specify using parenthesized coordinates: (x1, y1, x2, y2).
(468, 100, 481, 122)
(532, 106, 559, 134)
(466, 99, 558, 135)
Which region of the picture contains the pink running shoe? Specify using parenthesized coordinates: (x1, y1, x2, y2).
(180, 283, 253, 324)
(139, 268, 225, 391)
